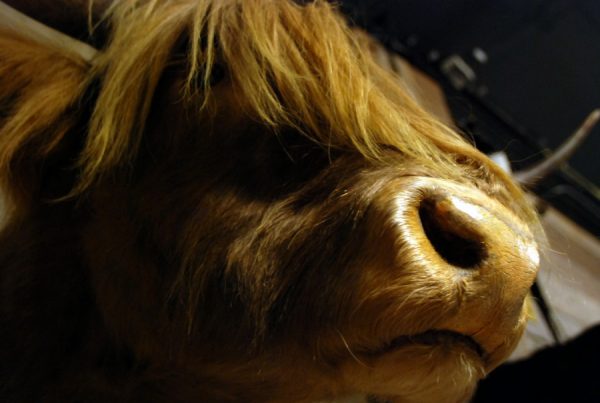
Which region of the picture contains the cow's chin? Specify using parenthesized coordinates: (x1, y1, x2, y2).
(341, 338, 485, 403)
(339, 318, 528, 403)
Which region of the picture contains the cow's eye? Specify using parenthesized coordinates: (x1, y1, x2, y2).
(220, 128, 332, 199)
(188, 63, 226, 89)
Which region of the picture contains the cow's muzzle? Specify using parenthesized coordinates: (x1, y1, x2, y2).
(382, 177, 540, 369)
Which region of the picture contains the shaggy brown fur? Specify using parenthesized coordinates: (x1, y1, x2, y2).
(0, 1, 541, 402)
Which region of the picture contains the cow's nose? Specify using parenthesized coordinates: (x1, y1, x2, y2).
(368, 177, 541, 369)
(392, 178, 540, 278)
(417, 194, 488, 269)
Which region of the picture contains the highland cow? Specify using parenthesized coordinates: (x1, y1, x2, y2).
(0, 1, 541, 402)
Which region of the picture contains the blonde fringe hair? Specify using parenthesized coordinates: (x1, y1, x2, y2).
(1, 0, 536, 221)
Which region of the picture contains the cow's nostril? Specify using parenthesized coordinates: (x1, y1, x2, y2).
(418, 197, 487, 269)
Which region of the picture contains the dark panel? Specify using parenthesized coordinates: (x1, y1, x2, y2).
(341, 0, 600, 237)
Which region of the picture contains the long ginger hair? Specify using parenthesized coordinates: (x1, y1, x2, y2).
(0, 0, 535, 223)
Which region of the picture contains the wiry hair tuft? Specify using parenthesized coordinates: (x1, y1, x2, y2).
(1, 0, 536, 222)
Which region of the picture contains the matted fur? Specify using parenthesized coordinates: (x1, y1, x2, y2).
(0, 1, 540, 402)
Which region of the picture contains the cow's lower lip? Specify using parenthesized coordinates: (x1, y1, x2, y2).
(372, 329, 485, 359)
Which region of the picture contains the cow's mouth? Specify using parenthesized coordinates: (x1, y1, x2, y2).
(373, 329, 485, 359)
(358, 330, 486, 403)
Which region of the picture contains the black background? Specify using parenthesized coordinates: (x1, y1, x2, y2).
(340, 0, 600, 237)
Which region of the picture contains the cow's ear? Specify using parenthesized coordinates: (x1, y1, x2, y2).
(0, 29, 92, 212)
(2, 0, 111, 47)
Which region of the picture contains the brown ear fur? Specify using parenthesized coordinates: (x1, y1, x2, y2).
(0, 32, 90, 214)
